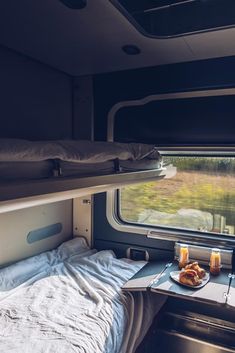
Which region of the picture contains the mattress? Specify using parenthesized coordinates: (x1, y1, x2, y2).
(0, 237, 166, 353)
(0, 159, 162, 180)
(0, 139, 162, 181)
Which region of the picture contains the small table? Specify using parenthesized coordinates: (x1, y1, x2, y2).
(151, 262, 230, 305)
(123, 261, 234, 307)
(226, 274, 235, 307)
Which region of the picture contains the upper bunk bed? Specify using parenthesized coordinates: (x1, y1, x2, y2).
(0, 139, 174, 213)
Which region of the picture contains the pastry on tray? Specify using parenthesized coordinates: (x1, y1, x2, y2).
(184, 262, 206, 279)
(179, 269, 202, 286)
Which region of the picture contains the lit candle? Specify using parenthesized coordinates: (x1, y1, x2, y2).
(179, 244, 189, 269)
(210, 248, 221, 275)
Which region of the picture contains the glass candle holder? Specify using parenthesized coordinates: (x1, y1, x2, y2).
(210, 248, 221, 275)
(178, 244, 189, 269)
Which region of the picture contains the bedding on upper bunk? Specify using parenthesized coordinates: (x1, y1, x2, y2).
(0, 139, 162, 180)
(0, 139, 160, 163)
(0, 237, 166, 353)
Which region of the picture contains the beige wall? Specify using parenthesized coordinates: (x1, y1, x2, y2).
(0, 200, 73, 267)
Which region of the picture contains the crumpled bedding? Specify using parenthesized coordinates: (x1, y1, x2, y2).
(0, 237, 166, 353)
(0, 139, 161, 163)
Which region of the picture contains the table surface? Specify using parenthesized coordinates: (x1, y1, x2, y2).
(123, 260, 234, 307)
(151, 262, 231, 305)
(226, 275, 235, 307)
(122, 261, 167, 291)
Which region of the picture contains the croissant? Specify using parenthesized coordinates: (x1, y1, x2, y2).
(179, 269, 202, 286)
(185, 262, 206, 279)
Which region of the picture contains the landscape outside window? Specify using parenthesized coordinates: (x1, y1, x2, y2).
(120, 156, 235, 236)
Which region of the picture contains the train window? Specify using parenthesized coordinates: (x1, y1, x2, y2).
(119, 155, 235, 237)
(111, 0, 235, 37)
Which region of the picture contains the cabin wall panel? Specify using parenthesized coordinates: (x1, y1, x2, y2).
(72, 76, 94, 140)
(0, 200, 73, 267)
(94, 56, 235, 141)
(93, 56, 235, 254)
(0, 46, 73, 140)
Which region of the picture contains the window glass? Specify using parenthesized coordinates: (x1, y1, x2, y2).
(119, 156, 235, 237)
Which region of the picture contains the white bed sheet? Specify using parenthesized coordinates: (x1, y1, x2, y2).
(0, 238, 166, 353)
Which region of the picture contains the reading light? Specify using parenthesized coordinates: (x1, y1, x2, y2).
(59, 0, 87, 9)
(122, 45, 141, 55)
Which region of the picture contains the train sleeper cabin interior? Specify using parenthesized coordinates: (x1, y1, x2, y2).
(0, 1, 235, 352)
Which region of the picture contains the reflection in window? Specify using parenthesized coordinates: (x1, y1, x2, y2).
(120, 156, 235, 236)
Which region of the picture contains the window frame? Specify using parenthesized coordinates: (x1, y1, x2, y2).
(106, 88, 235, 248)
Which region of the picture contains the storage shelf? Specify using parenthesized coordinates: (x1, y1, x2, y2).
(0, 167, 166, 213)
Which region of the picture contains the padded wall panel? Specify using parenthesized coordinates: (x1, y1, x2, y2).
(0, 200, 73, 267)
(0, 46, 72, 140)
(94, 239, 173, 261)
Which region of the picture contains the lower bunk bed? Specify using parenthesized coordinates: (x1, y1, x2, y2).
(0, 237, 166, 353)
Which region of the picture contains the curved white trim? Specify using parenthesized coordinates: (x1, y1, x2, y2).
(107, 87, 235, 141)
